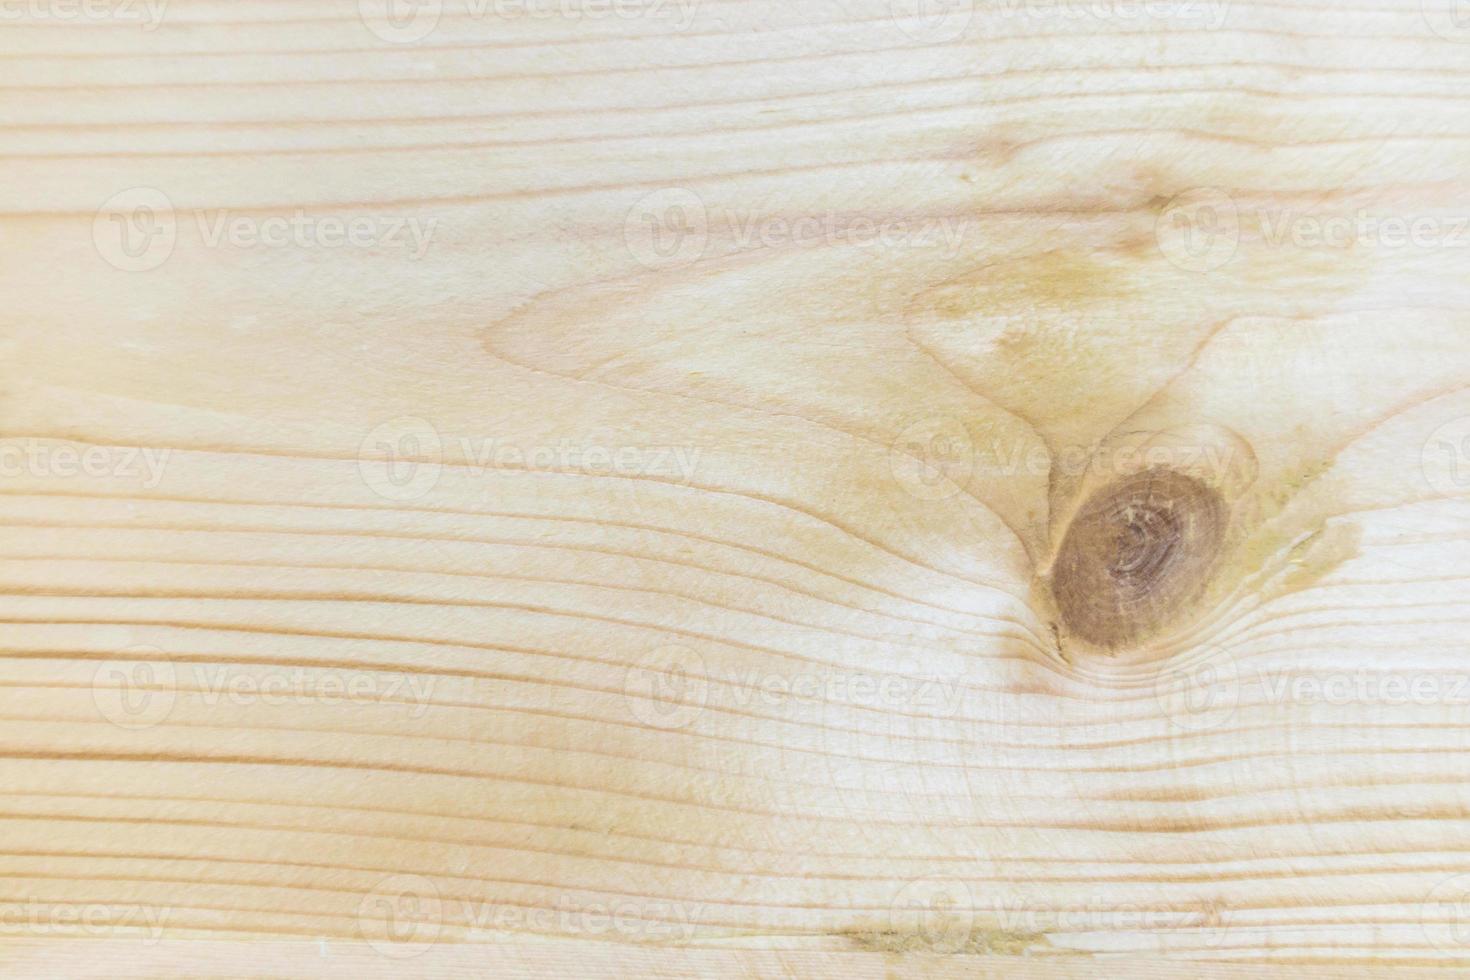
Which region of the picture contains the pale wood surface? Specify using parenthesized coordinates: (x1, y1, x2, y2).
(7, 939, 1470, 979)
(9, 939, 1470, 979)
(3, 0, 1470, 972)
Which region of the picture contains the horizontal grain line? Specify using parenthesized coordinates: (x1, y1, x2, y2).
(7, 786, 1470, 870)
(2, 727, 1468, 820)
(0, 22, 1431, 72)
(11, 46, 1470, 92)
(4, 87, 1462, 159)
(0, 552, 1010, 653)
(2, 128, 1461, 218)
(16, 664, 1470, 773)
(8, 842, 1470, 892)
(8, 689, 1470, 809)
(0, 547, 1027, 647)
(3, 77, 1462, 133)
(4, 859, 1466, 931)
(3, 829, 1469, 931)
(0, 488, 1022, 632)
(0, 435, 1033, 605)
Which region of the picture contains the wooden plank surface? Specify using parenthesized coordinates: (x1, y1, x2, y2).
(3, 0, 1470, 972)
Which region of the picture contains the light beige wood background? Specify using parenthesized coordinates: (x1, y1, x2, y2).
(2, 0, 1470, 972)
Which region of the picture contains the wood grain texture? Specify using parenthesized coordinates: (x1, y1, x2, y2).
(3, 0, 1470, 972)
